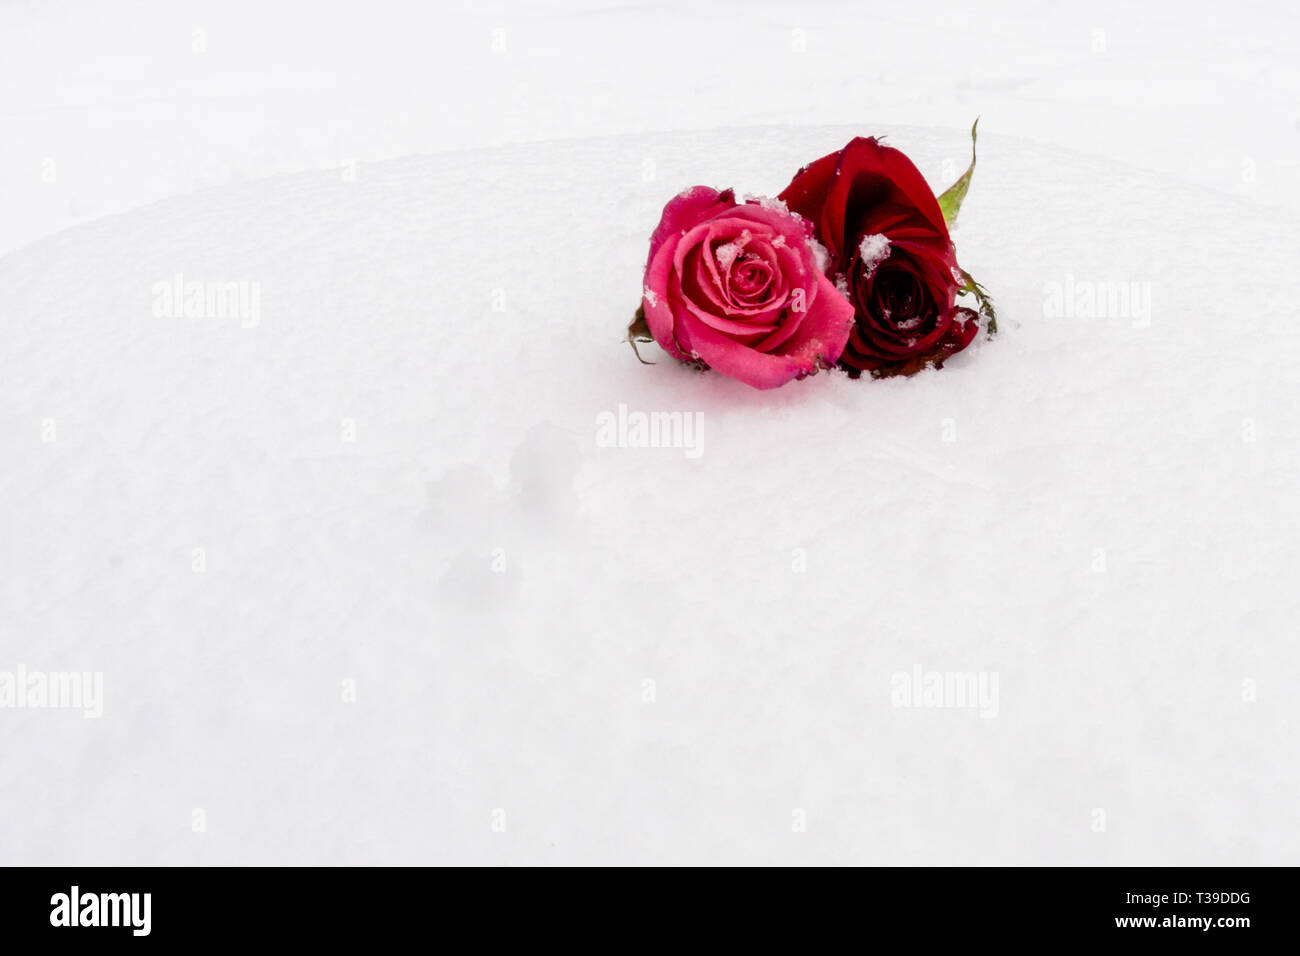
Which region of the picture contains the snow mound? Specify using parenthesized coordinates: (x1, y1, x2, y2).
(1, 125, 1297, 865)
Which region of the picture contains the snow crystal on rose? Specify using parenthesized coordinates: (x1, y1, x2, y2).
(858, 234, 891, 278)
(808, 236, 830, 273)
(743, 193, 791, 216)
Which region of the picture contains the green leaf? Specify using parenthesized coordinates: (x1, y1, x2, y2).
(937, 118, 979, 229)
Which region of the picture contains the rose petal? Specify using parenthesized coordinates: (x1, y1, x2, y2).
(647, 186, 734, 265)
(777, 152, 841, 254)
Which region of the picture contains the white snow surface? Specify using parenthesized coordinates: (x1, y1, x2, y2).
(1, 0, 1299, 866)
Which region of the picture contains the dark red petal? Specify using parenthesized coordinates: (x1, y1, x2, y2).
(776, 149, 842, 256)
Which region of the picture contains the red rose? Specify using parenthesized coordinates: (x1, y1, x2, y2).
(778, 137, 978, 376)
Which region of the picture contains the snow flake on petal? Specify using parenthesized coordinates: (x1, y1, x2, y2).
(743, 193, 791, 216)
(857, 234, 892, 279)
(642, 286, 658, 308)
(807, 235, 830, 273)
(714, 242, 740, 269)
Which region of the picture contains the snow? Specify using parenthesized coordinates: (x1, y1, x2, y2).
(746, 194, 792, 216)
(713, 240, 742, 269)
(857, 233, 892, 277)
(1, 0, 1298, 866)
(808, 235, 831, 274)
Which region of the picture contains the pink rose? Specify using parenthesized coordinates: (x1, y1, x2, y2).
(641, 187, 855, 390)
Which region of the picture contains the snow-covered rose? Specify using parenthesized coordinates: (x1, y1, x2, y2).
(779, 138, 978, 376)
(640, 187, 855, 390)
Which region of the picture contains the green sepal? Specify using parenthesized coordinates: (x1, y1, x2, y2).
(627, 304, 655, 364)
(957, 266, 997, 336)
